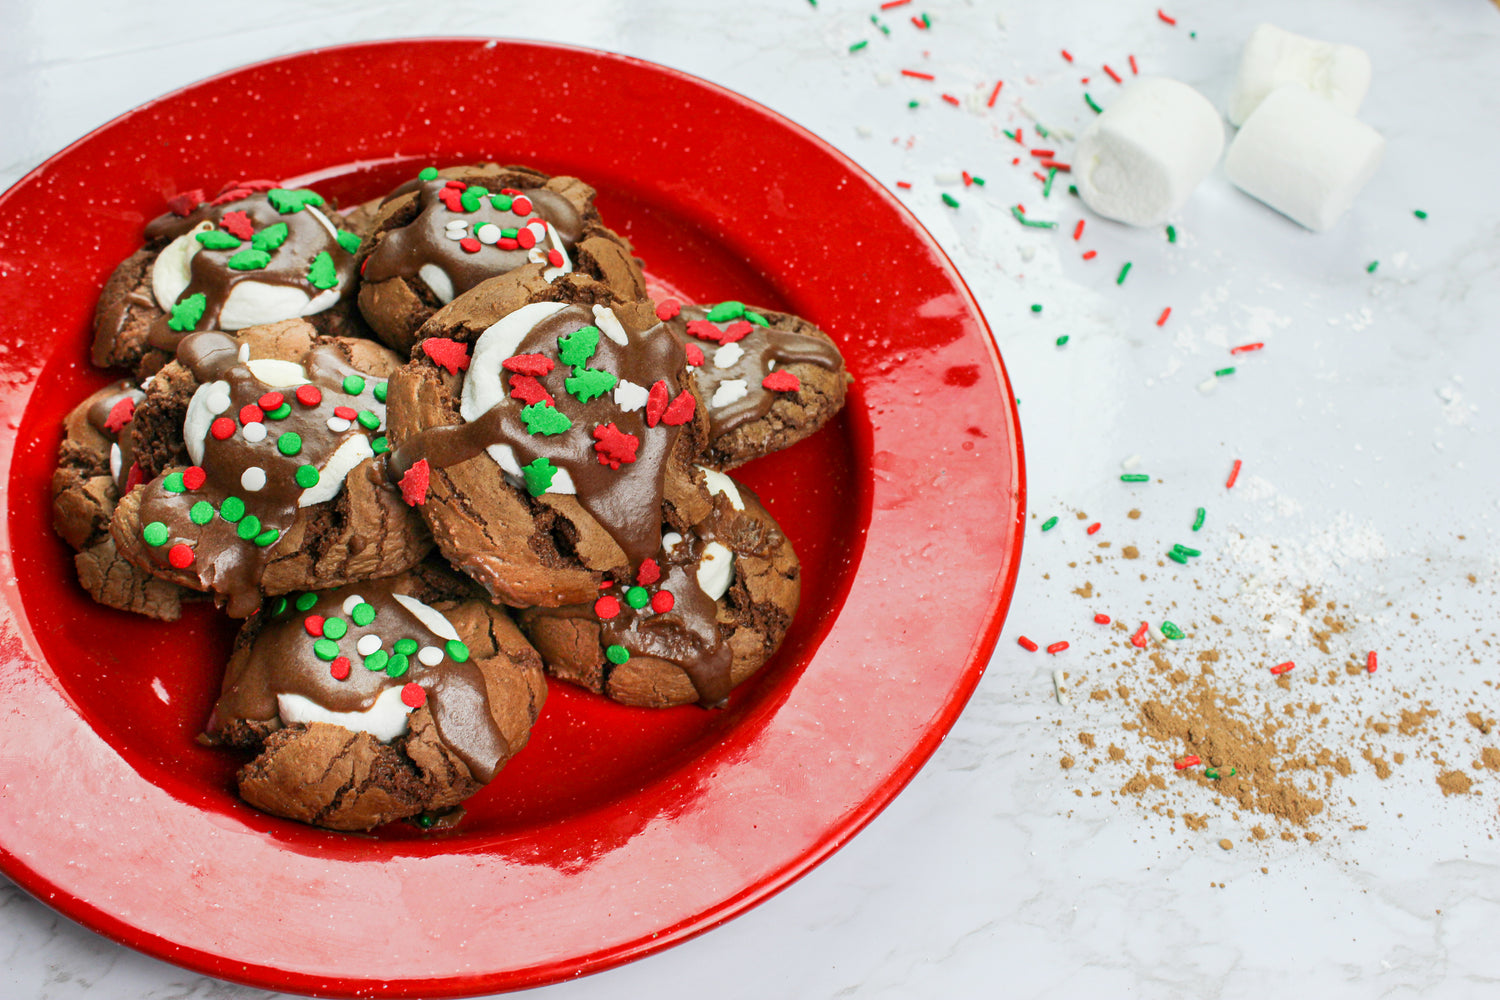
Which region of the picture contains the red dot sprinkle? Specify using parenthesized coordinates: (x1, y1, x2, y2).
(515, 227, 537, 250)
(182, 466, 207, 490)
(330, 657, 351, 681)
(444, 180, 468, 190)
(167, 543, 194, 569)
(497, 237, 519, 251)
(258, 391, 285, 411)
(656, 299, 681, 321)
(333, 406, 358, 420)
(239, 404, 265, 424)
(296, 385, 323, 407)
(1270, 661, 1296, 675)
(210, 417, 236, 440)
(651, 591, 675, 614)
(459, 236, 482, 253)
(594, 595, 621, 619)
(1367, 651, 1378, 673)
(304, 615, 325, 636)
(400, 683, 426, 708)
(1174, 755, 1201, 770)
(511, 196, 533, 215)
(547, 249, 564, 268)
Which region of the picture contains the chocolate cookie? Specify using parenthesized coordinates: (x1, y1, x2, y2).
(657, 299, 850, 469)
(51, 380, 191, 619)
(518, 473, 799, 708)
(354, 164, 647, 353)
(110, 319, 430, 617)
(93, 181, 368, 377)
(386, 288, 715, 608)
(205, 565, 547, 831)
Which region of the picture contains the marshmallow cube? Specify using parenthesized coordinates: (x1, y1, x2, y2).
(1228, 23, 1371, 126)
(1074, 77, 1225, 228)
(1224, 83, 1384, 232)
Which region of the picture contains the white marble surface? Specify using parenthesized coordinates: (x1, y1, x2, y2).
(5, 0, 1500, 997)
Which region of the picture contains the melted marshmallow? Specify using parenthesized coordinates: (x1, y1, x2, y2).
(298, 435, 375, 507)
(277, 685, 415, 743)
(417, 263, 456, 304)
(699, 466, 745, 511)
(697, 542, 735, 600)
(151, 223, 212, 310)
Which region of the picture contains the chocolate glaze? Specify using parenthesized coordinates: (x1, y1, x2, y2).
(209, 579, 512, 783)
(133, 331, 389, 617)
(392, 304, 690, 568)
(361, 180, 582, 300)
(668, 305, 844, 438)
(141, 190, 356, 354)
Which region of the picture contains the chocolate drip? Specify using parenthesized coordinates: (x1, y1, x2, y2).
(133, 336, 390, 617)
(210, 580, 511, 782)
(142, 191, 355, 354)
(394, 305, 690, 567)
(669, 306, 844, 437)
(361, 181, 582, 299)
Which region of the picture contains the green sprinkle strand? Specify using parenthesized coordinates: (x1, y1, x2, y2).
(1041, 516, 1059, 532)
(1366, 260, 1379, 274)
(1030, 303, 1043, 314)
(1011, 205, 1058, 229)
(1084, 92, 1103, 114)
(271, 597, 287, 615)
(870, 14, 889, 33)
(1172, 544, 1202, 558)
(1168, 550, 1189, 565)
(1056, 335, 1069, 346)
(849, 40, 868, 53)
(1214, 366, 1236, 377)
(1120, 473, 1149, 483)
(1043, 167, 1058, 199)
(1414, 209, 1428, 220)
(1166, 225, 1177, 243)
(941, 192, 960, 208)
(1116, 261, 1133, 285)
(1160, 621, 1185, 640)
(1036, 124, 1050, 139)
(908, 99, 920, 109)
(971, 175, 986, 186)
(1192, 507, 1206, 531)
(1205, 766, 1236, 780)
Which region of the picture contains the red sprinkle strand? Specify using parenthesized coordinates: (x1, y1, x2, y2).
(400, 683, 426, 709)
(880, 0, 910, 8)
(1030, 149, 1056, 159)
(1072, 219, 1085, 241)
(594, 595, 621, 619)
(1367, 651, 1378, 673)
(1061, 49, 1074, 63)
(1017, 636, 1039, 652)
(901, 69, 936, 81)
(1038, 160, 1071, 172)
(399, 459, 431, 507)
(1103, 64, 1123, 84)
(895, 181, 913, 190)
(1156, 307, 1172, 327)
(1094, 613, 1111, 625)
(987, 80, 1004, 107)
(422, 338, 472, 375)
(1226, 459, 1243, 489)
(762, 371, 801, 393)
(182, 466, 206, 491)
(1131, 622, 1150, 648)
(1230, 342, 1264, 354)
(167, 543, 195, 569)
(1158, 9, 1177, 25)
(1270, 661, 1296, 675)
(104, 397, 135, 433)
(942, 93, 961, 106)
(1174, 755, 1201, 770)
(1129, 54, 1139, 75)
(592, 423, 640, 469)
(655, 299, 681, 321)
(910, 15, 926, 28)
(330, 657, 351, 681)
(1046, 641, 1070, 654)
(1086, 522, 1101, 535)
(651, 590, 675, 614)
(1082, 250, 1098, 260)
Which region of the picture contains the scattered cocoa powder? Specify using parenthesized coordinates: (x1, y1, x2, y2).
(1436, 770, 1473, 796)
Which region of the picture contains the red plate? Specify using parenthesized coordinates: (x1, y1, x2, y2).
(0, 40, 1023, 996)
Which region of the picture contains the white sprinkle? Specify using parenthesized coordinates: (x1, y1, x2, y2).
(1148, 625, 1166, 644)
(1121, 454, 1142, 471)
(341, 594, 365, 616)
(327, 417, 352, 432)
(418, 646, 444, 666)
(1197, 376, 1219, 394)
(713, 342, 744, 369)
(242, 421, 267, 443)
(613, 379, 649, 411)
(476, 223, 501, 244)
(443, 228, 465, 241)
(1052, 668, 1070, 705)
(444, 219, 468, 231)
(855, 124, 873, 138)
(241, 467, 266, 492)
(526, 221, 547, 242)
(357, 634, 383, 657)
(711, 379, 748, 408)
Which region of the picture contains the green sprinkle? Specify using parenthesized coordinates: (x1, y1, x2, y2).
(1192, 507, 1206, 532)
(356, 410, 380, 431)
(941, 192, 960, 208)
(352, 602, 376, 627)
(1172, 544, 1202, 558)
(1214, 366, 1236, 377)
(1206, 767, 1236, 780)
(744, 310, 770, 327)
(1116, 262, 1133, 285)
(1030, 303, 1043, 313)
(459, 185, 490, 212)
(418, 167, 440, 181)
(625, 586, 650, 609)
(1042, 167, 1057, 199)
(267, 403, 292, 420)
(445, 639, 470, 663)
(143, 522, 170, 547)
(336, 230, 362, 254)
(371, 436, 389, 455)
(705, 301, 746, 322)
(1168, 550, 1189, 565)
(1414, 209, 1428, 220)
(871, 13, 889, 33)
(1041, 516, 1059, 532)
(489, 194, 513, 212)
(364, 649, 389, 672)
(1036, 124, 1050, 139)
(415, 813, 435, 829)
(162, 471, 186, 493)
(565, 366, 618, 403)
(849, 40, 868, 53)
(1055, 335, 1069, 346)
(971, 175, 986, 186)
(1160, 621, 1185, 640)
(342, 375, 366, 395)
(196, 230, 242, 250)
(251, 222, 288, 252)
(394, 638, 418, 656)
(272, 597, 287, 615)
(267, 188, 324, 214)
(313, 638, 340, 661)
(294, 464, 320, 488)
(500, 226, 519, 239)
(386, 653, 409, 678)
(605, 644, 630, 665)
(1121, 474, 1149, 483)
(167, 293, 208, 332)
(520, 402, 572, 436)
(306, 251, 339, 290)
(1366, 260, 1379, 274)
(1011, 205, 1058, 229)
(373, 381, 388, 403)
(236, 515, 262, 541)
(521, 456, 557, 497)
(908, 99, 920, 109)
(1068, 184, 1078, 197)
(277, 432, 302, 456)
(557, 325, 601, 367)
(1084, 92, 1103, 114)
(219, 496, 246, 523)
(189, 501, 214, 525)
(226, 248, 271, 271)
(322, 617, 348, 640)
(921, 12, 930, 27)
(295, 592, 318, 611)
(1003, 130, 1017, 142)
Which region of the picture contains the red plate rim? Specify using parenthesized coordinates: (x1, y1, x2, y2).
(0, 38, 1025, 996)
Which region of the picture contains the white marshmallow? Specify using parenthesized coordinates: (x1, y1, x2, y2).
(1227, 23, 1371, 126)
(1224, 83, 1384, 232)
(1074, 77, 1224, 227)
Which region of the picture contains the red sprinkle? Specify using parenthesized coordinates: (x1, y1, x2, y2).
(422, 338, 472, 376)
(1131, 622, 1150, 648)
(1158, 9, 1177, 25)
(295, 384, 322, 407)
(497, 237, 519, 251)
(1082, 250, 1097, 260)
(304, 615, 326, 637)
(515, 227, 537, 250)
(399, 459, 431, 507)
(1368, 651, 1378, 673)
(598, 580, 613, 589)
(1033, 171, 1048, 184)
(437, 187, 464, 212)
(1094, 613, 1111, 625)
(1156, 307, 1172, 327)
(962, 171, 973, 186)
(637, 558, 661, 586)
(182, 466, 206, 491)
(1072, 219, 1086, 241)
(507, 374, 554, 407)
(104, 397, 135, 433)
(645, 379, 670, 428)
(1017, 636, 1039, 652)
(1230, 342, 1264, 354)
(166, 190, 204, 217)
(221, 210, 255, 240)
(592, 423, 640, 469)
(1129, 54, 1139, 75)
(651, 591, 675, 614)
(1226, 459, 1243, 489)
(1174, 755, 1201, 770)
(1038, 160, 1071, 172)
(987, 80, 1004, 107)
(901, 69, 936, 81)
(660, 391, 697, 426)
(762, 371, 801, 393)
(510, 195, 533, 215)
(1014, 128, 1024, 144)
(1030, 149, 1056, 159)
(942, 94, 961, 106)
(444, 180, 468, 190)
(124, 462, 144, 494)
(458, 236, 482, 254)
(502, 353, 554, 377)
(879, 0, 910, 7)
(720, 320, 752, 344)
(400, 683, 426, 709)
(655, 299, 680, 321)
(594, 595, 621, 619)
(1060, 49, 1074, 63)
(239, 404, 264, 425)
(238, 179, 279, 193)
(1046, 641, 1070, 654)
(210, 417, 236, 440)
(1086, 522, 1101, 535)
(684, 343, 705, 367)
(167, 543, 194, 569)
(896, 181, 913, 190)
(1270, 661, 1295, 675)
(207, 187, 252, 207)
(330, 657, 351, 681)
(258, 391, 285, 411)
(910, 15, 926, 28)
(1103, 64, 1122, 84)
(333, 406, 358, 420)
